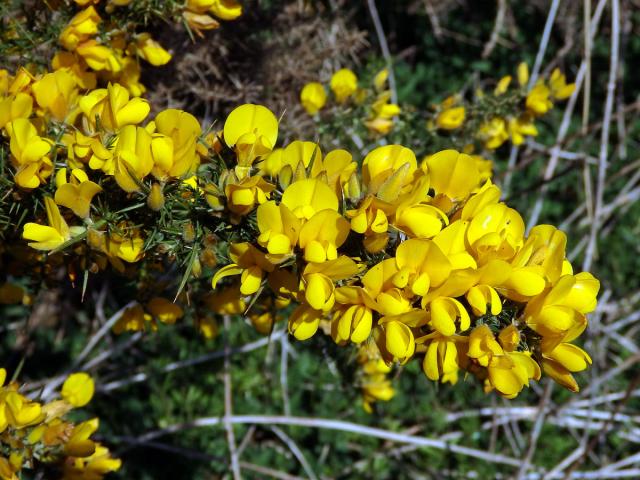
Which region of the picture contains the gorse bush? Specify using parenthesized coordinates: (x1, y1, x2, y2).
(0, 59, 599, 475)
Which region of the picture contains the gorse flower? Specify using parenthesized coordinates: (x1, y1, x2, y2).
(330, 68, 358, 103)
(300, 82, 327, 115)
(302, 67, 402, 136)
(0, 368, 119, 479)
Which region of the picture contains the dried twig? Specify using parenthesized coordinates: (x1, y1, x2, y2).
(583, 0, 621, 272)
(366, 0, 398, 104)
(482, 0, 508, 58)
(223, 315, 242, 480)
(137, 415, 525, 468)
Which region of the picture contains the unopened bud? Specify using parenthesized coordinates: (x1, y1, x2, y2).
(147, 183, 165, 211)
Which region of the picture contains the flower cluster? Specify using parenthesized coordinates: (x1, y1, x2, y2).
(1, 61, 598, 414)
(183, 0, 243, 36)
(300, 68, 401, 135)
(3, 0, 243, 99)
(207, 104, 598, 400)
(0, 370, 120, 480)
(433, 62, 575, 150)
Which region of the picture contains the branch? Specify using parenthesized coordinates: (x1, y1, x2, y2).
(366, 0, 398, 104)
(137, 415, 524, 468)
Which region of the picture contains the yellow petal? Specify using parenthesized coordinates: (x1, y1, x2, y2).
(224, 104, 278, 149)
(545, 343, 591, 372)
(426, 149, 479, 200)
(61, 372, 95, 407)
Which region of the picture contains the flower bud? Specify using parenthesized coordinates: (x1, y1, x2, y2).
(147, 183, 165, 211)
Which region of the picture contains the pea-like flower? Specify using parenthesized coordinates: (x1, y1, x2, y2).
(300, 82, 327, 115)
(330, 68, 358, 103)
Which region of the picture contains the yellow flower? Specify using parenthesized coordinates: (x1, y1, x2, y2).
(517, 62, 529, 87)
(494, 75, 512, 95)
(223, 104, 278, 173)
(55, 168, 102, 218)
(4, 391, 44, 428)
(198, 316, 219, 339)
(526, 82, 553, 116)
(61, 373, 95, 408)
(330, 68, 358, 103)
(79, 83, 150, 132)
(468, 325, 540, 398)
(347, 196, 389, 253)
(486, 352, 540, 398)
(59, 7, 101, 51)
(204, 287, 246, 314)
(436, 106, 465, 130)
(368, 91, 401, 132)
(427, 149, 481, 201)
(524, 272, 599, 347)
(6, 118, 54, 189)
(302, 256, 359, 312)
(31, 69, 78, 121)
(466, 203, 525, 264)
(541, 343, 591, 392)
(478, 117, 509, 150)
(298, 209, 351, 263)
(150, 109, 202, 179)
(511, 225, 567, 284)
(0, 92, 32, 129)
(62, 130, 111, 169)
(112, 125, 154, 192)
(362, 144, 417, 195)
(498, 325, 520, 352)
(309, 148, 357, 196)
(395, 201, 448, 240)
(256, 201, 301, 256)
(211, 242, 274, 295)
(113, 304, 153, 333)
(364, 117, 394, 135)
(89, 225, 145, 266)
(549, 68, 575, 100)
(466, 284, 502, 316)
(373, 68, 389, 91)
(63, 443, 122, 478)
(300, 82, 326, 115)
(508, 116, 538, 145)
(362, 377, 395, 413)
(52, 51, 97, 90)
(249, 311, 275, 335)
(281, 178, 339, 220)
(225, 175, 275, 216)
(428, 297, 470, 337)
(23, 197, 80, 251)
(76, 40, 122, 73)
(332, 304, 373, 344)
(146, 297, 184, 324)
(7, 67, 35, 95)
(209, 0, 243, 20)
(288, 304, 323, 341)
(423, 335, 460, 383)
(392, 239, 451, 296)
(0, 457, 17, 480)
(380, 321, 415, 364)
(64, 418, 98, 457)
(282, 140, 322, 174)
(134, 33, 172, 66)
